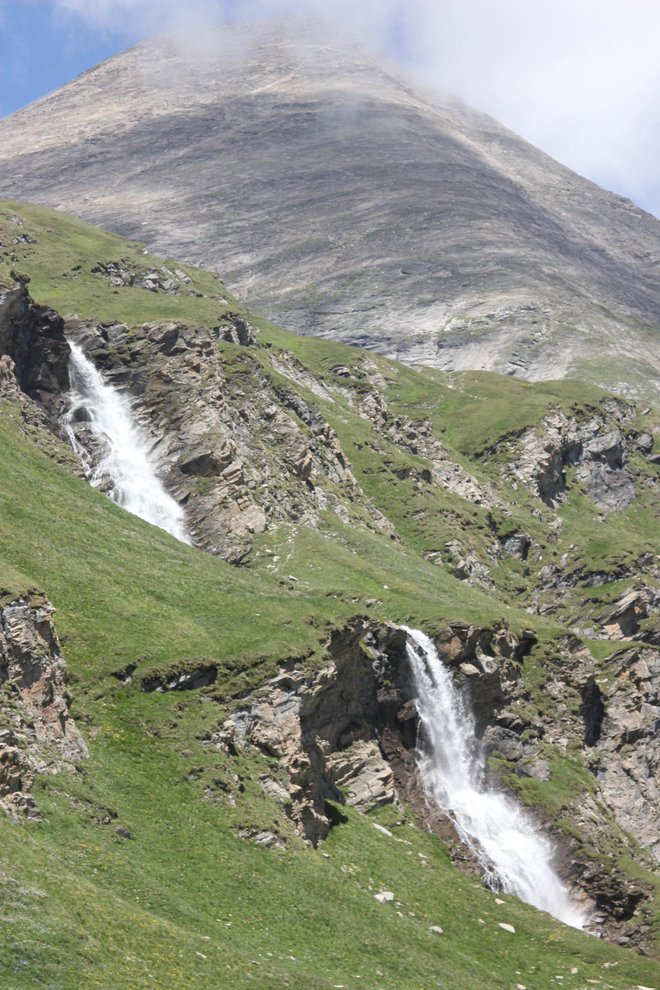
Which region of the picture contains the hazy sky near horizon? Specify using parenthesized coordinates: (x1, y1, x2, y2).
(0, 0, 658, 216)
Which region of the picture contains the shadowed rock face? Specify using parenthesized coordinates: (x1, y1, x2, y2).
(0, 285, 70, 410)
(0, 20, 658, 396)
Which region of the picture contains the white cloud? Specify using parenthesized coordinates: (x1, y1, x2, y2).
(53, 0, 398, 40)
(51, 0, 660, 214)
(399, 0, 660, 213)
(53, 0, 215, 36)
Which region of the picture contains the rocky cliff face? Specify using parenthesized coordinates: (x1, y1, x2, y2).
(63, 316, 395, 562)
(0, 21, 658, 398)
(217, 619, 657, 947)
(0, 282, 70, 412)
(0, 594, 87, 819)
(220, 623, 411, 846)
(506, 407, 638, 510)
(589, 646, 658, 856)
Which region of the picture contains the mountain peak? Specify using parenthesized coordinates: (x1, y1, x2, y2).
(0, 19, 657, 397)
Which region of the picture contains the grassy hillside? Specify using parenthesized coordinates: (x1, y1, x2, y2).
(0, 200, 658, 989)
(1, 411, 658, 990)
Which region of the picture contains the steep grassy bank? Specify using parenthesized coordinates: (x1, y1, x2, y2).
(0, 199, 658, 988)
(3, 396, 657, 989)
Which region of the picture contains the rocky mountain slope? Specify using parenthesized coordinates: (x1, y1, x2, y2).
(0, 200, 658, 989)
(0, 20, 658, 400)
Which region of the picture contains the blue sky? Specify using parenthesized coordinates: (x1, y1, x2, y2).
(1, 0, 658, 216)
(0, 4, 118, 117)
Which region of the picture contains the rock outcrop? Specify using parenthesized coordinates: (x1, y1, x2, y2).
(599, 587, 659, 642)
(90, 258, 195, 296)
(216, 618, 657, 947)
(62, 318, 395, 562)
(508, 408, 637, 510)
(593, 647, 659, 858)
(0, 595, 87, 818)
(0, 281, 70, 413)
(219, 624, 411, 845)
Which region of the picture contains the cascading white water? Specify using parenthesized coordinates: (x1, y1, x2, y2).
(64, 341, 190, 544)
(404, 626, 588, 929)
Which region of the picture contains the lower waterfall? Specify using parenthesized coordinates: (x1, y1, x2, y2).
(64, 341, 190, 544)
(404, 626, 588, 929)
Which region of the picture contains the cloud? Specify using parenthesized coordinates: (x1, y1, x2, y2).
(51, 0, 660, 214)
(53, 0, 400, 42)
(399, 0, 660, 213)
(53, 0, 217, 37)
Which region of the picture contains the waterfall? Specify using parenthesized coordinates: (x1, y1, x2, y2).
(404, 626, 588, 929)
(63, 341, 190, 544)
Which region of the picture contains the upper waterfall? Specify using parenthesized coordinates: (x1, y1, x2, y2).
(63, 341, 190, 544)
(404, 626, 588, 930)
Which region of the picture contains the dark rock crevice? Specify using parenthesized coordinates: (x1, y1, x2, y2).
(0, 283, 70, 412)
(581, 676, 605, 747)
(140, 662, 218, 693)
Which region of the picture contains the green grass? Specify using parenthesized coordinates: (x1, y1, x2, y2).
(1, 200, 231, 328)
(504, 752, 596, 818)
(1, 198, 659, 987)
(2, 745, 659, 990)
